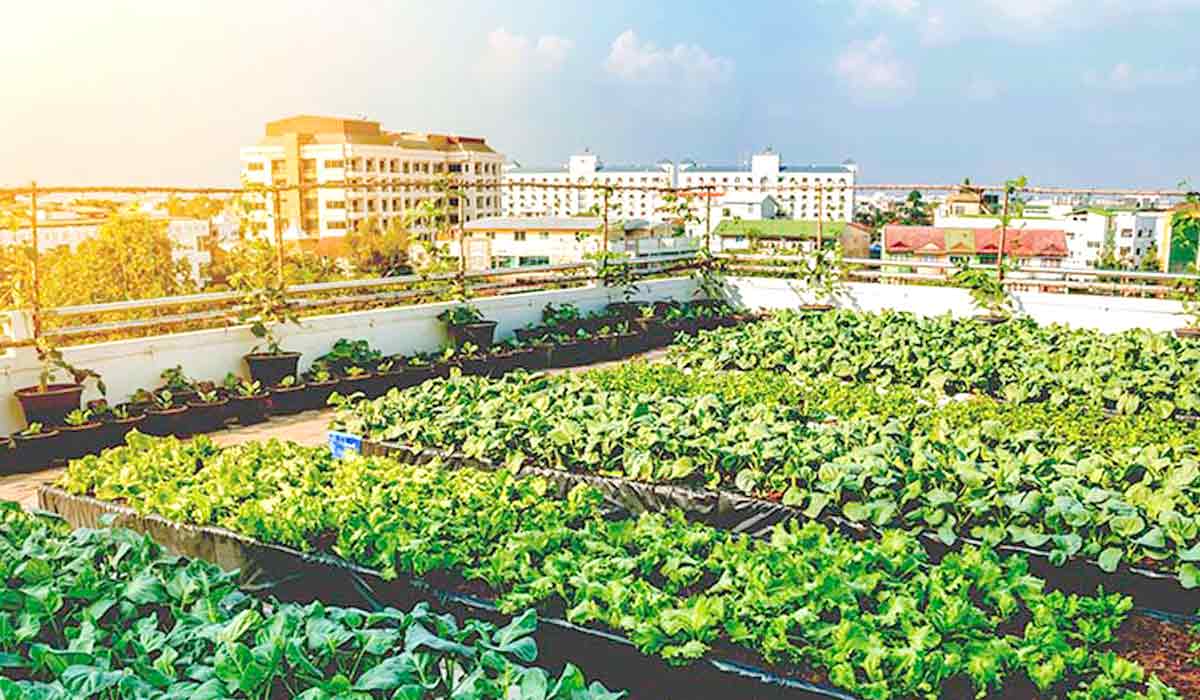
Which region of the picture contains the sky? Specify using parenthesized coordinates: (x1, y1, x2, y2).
(3, 0, 1199, 189)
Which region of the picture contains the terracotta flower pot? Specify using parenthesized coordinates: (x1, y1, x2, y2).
(187, 399, 230, 433)
(59, 422, 104, 461)
(0, 437, 14, 474)
(103, 412, 147, 449)
(303, 379, 340, 411)
(337, 373, 376, 399)
(244, 352, 302, 388)
(14, 384, 83, 428)
(145, 405, 191, 438)
(447, 321, 498, 350)
(229, 394, 270, 425)
(13, 428, 64, 470)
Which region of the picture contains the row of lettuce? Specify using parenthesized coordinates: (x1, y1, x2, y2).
(668, 309, 1200, 419)
(330, 363, 1200, 586)
(58, 437, 1182, 699)
(0, 501, 620, 700)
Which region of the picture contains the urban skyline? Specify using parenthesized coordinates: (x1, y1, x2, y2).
(4, 1, 1200, 189)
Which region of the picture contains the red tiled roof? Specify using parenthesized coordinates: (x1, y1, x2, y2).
(883, 225, 1067, 258)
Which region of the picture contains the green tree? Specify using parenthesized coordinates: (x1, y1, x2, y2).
(37, 214, 195, 306)
(900, 190, 932, 226)
(345, 216, 412, 277)
(1139, 243, 1161, 272)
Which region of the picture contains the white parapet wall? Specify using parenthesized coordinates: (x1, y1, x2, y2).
(0, 277, 700, 435)
(724, 276, 1189, 334)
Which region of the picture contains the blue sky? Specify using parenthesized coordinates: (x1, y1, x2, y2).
(3, 0, 1199, 188)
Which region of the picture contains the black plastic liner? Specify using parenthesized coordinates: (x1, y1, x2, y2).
(362, 440, 1200, 618)
(36, 486, 852, 700)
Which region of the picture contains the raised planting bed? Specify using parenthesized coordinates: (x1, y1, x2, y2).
(329, 367, 1200, 603)
(45, 436, 1194, 700)
(0, 501, 622, 700)
(670, 308, 1200, 420)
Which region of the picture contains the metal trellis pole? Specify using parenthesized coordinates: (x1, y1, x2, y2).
(601, 187, 610, 276)
(272, 187, 285, 288)
(705, 185, 713, 253)
(997, 187, 1010, 281)
(816, 183, 824, 251)
(29, 181, 42, 342)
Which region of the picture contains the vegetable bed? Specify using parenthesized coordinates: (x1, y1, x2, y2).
(330, 367, 1200, 594)
(50, 437, 1195, 700)
(670, 309, 1200, 419)
(0, 501, 620, 700)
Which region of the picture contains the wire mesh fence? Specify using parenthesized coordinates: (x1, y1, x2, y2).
(1, 176, 1199, 349)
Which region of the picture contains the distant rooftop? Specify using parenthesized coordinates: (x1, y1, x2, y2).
(683, 163, 853, 174)
(466, 215, 653, 232)
(506, 163, 667, 175)
(714, 219, 867, 240)
(257, 115, 496, 154)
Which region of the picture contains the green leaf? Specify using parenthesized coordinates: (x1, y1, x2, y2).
(1097, 547, 1122, 573)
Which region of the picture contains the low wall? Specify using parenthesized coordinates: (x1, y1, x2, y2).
(0, 277, 699, 434)
(724, 277, 1189, 334)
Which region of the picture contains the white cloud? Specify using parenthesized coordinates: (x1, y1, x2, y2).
(852, 0, 920, 18)
(834, 34, 914, 101)
(855, 0, 1200, 45)
(965, 77, 1001, 101)
(1084, 62, 1197, 89)
(483, 27, 573, 73)
(604, 29, 733, 84)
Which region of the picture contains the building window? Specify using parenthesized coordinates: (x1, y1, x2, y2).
(246, 162, 264, 171)
(514, 231, 526, 241)
(327, 221, 347, 230)
(519, 256, 550, 267)
(323, 160, 344, 169)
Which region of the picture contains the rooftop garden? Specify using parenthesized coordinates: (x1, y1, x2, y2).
(9, 248, 1200, 698)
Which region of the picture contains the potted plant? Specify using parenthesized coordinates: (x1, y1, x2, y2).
(60, 408, 103, 460)
(302, 364, 341, 411)
(105, 403, 147, 448)
(369, 359, 405, 395)
(438, 303, 497, 350)
(158, 365, 198, 406)
(635, 304, 671, 349)
(542, 302, 585, 335)
(662, 304, 701, 338)
(188, 389, 230, 433)
(954, 263, 1014, 324)
(265, 375, 307, 416)
(14, 338, 105, 428)
(127, 388, 156, 417)
(0, 435, 13, 474)
(789, 246, 850, 312)
(316, 338, 383, 376)
(401, 354, 438, 387)
(1175, 273, 1200, 339)
(12, 422, 63, 470)
(337, 366, 375, 398)
(145, 390, 190, 438)
(237, 281, 303, 387)
(450, 342, 493, 377)
(229, 379, 270, 425)
(601, 321, 640, 361)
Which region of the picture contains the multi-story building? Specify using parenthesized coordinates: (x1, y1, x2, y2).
(447, 216, 700, 271)
(239, 115, 505, 242)
(503, 149, 858, 225)
(935, 204, 1168, 269)
(883, 225, 1069, 273)
(503, 152, 674, 221)
(675, 150, 858, 223)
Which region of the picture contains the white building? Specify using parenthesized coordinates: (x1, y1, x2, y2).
(239, 115, 505, 242)
(675, 150, 858, 223)
(503, 152, 674, 221)
(447, 215, 699, 271)
(503, 149, 857, 225)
